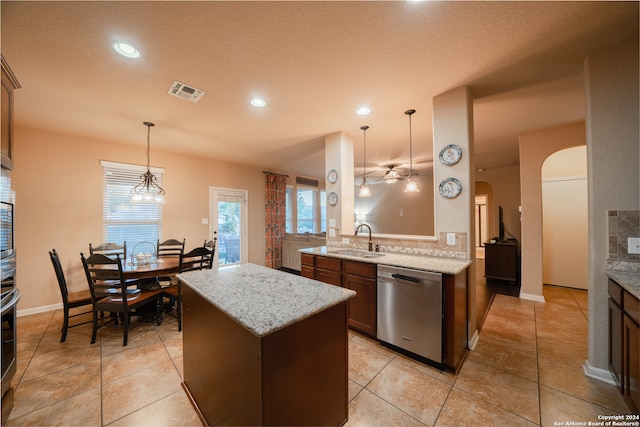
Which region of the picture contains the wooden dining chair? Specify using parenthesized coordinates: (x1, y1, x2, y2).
(157, 238, 185, 258)
(162, 246, 214, 331)
(89, 242, 128, 261)
(49, 249, 93, 343)
(81, 252, 162, 346)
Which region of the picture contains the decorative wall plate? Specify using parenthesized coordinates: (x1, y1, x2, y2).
(327, 169, 338, 184)
(327, 191, 339, 206)
(439, 144, 462, 165)
(439, 178, 462, 199)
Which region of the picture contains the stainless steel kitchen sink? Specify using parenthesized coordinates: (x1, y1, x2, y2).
(330, 249, 385, 259)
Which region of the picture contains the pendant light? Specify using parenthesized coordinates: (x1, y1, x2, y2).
(404, 109, 419, 193)
(131, 121, 166, 203)
(358, 125, 372, 198)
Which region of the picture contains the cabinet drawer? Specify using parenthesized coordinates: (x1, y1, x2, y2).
(316, 269, 342, 286)
(343, 260, 376, 278)
(624, 291, 640, 325)
(301, 253, 315, 267)
(317, 256, 341, 272)
(609, 279, 623, 307)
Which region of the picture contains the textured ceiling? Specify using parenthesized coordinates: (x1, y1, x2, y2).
(2, 1, 637, 179)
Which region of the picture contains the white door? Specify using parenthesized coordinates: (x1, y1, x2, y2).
(210, 187, 248, 267)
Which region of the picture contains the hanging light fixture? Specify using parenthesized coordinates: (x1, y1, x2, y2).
(358, 125, 372, 198)
(404, 109, 420, 193)
(131, 121, 166, 204)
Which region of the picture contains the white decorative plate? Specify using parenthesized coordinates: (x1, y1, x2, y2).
(327, 191, 339, 206)
(439, 144, 462, 165)
(439, 178, 462, 198)
(327, 169, 338, 184)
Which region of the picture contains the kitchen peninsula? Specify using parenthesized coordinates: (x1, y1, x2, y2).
(177, 264, 356, 426)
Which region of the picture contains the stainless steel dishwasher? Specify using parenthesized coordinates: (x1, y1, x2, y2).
(377, 265, 443, 363)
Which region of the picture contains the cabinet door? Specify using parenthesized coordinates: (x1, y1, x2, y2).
(316, 268, 341, 286)
(609, 297, 624, 391)
(301, 265, 315, 279)
(343, 273, 376, 336)
(623, 314, 639, 414)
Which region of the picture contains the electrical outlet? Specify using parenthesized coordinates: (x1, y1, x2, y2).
(629, 237, 640, 254)
(446, 233, 456, 245)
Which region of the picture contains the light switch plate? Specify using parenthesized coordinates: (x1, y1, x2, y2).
(201, 218, 208, 225)
(447, 233, 456, 245)
(629, 237, 640, 254)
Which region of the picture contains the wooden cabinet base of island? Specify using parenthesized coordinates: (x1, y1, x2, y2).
(181, 285, 349, 426)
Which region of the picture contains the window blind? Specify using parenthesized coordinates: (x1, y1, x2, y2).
(100, 160, 163, 257)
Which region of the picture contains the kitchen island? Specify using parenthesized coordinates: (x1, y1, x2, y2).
(177, 263, 356, 426)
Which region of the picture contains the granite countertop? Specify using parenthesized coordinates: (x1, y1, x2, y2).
(301, 246, 471, 275)
(177, 263, 356, 337)
(606, 269, 640, 300)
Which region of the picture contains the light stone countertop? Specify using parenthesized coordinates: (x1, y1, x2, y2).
(301, 246, 471, 275)
(177, 263, 356, 337)
(606, 269, 640, 300)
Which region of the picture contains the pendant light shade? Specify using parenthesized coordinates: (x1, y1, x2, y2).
(358, 125, 372, 198)
(404, 109, 420, 193)
(131, 122, 166, 204)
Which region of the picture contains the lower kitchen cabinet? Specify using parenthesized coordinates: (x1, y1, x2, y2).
(303, 254, 377, 337)
(609, 278, 640, 414)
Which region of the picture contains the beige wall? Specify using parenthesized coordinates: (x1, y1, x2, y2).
(13, 126, 267, 312)
(518, 121, 586, 300)
(475, 165, 521, 242)
(585, 39, 639, 372)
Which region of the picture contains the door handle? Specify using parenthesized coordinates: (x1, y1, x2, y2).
(391, 273, 420, 283)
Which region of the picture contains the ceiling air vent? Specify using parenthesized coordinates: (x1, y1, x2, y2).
(167, 81, 205, 103)
(296, 176, 319, 187)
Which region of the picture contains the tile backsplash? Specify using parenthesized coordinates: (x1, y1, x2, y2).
(608, 210, 640, 270)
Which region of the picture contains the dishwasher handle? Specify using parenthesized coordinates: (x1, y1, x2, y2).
(391, 273, 421, 283)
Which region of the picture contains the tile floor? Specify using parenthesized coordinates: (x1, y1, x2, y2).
(6, 285, 632, 426)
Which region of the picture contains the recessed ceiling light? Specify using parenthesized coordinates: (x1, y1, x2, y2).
(112, 41, 140, 59)
(250, 98, 266, 107)
(356, 107, 371, 116)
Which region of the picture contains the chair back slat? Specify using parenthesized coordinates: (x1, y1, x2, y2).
(49, 249, 69, 300)
(157, 238, 185, 258)
(81, 252, 127, 303)
(89, 242, 127, 261)
(180, 246, 214, 272)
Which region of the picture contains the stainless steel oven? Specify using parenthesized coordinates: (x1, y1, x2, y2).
(1, 260, 18, 423)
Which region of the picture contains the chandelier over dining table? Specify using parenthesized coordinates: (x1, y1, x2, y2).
(131, 121, 166, 204)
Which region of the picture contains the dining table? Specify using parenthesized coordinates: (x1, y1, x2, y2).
(121, 256, 180, 281)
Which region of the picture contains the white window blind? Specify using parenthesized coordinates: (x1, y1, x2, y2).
(100, 161, 163, 257)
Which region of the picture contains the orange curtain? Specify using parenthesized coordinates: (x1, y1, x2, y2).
(265, 173, 287, 268)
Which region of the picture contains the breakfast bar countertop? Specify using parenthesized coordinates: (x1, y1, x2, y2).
(301, 246, 472, 276)
(177, 263, 356, 337)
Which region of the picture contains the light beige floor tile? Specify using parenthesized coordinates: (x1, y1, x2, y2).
(102, 340, 172, 384)
(10, 360, 101, 419)
(534, 301, 588, 327)
(171, 355, 184, 379)
(467, 339, 538, 383)
(435, 388, 538, 427)
(475, 320, 537, 354)
(394, 352, 457, 385)
(488, 294, 536, 321)
(160, 331, 183, 360)
(543, 286, 583, 307)
(539, 385, 622, 427)
(102, 360, 183, 425)
(6, 386, 101, 426)
(348, 379, 364, 402)
(348, 335, 394, 387)
(20, 342, 101, 382)
(367, 358, 451, 426)
(106, 389, 201, 427)
(538, 357, 629, 414)
(345, 388, 425, 427)
(537, 335, 587, 367)
(16, 312, 53, 339)
(99, 322, 163, 357)
(454, 358, 540, 424)
(535, 318, 588, 346)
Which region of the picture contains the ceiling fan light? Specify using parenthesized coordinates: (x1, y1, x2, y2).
(385, 178, 398, 184)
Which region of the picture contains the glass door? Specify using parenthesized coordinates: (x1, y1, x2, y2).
(210, 188, 248, 267)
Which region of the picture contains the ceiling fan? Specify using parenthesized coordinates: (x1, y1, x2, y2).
(367, 164, 409, 184)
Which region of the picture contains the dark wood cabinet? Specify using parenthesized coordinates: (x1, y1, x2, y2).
(484, 240, 519, 283)
(609, 278, 640, 414)
(343, 260, 377, 337)
(1, 56, 20, 170)
(304, 254, 377, 337)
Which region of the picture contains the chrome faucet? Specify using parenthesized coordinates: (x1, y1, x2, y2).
(354, 223, 373, 252)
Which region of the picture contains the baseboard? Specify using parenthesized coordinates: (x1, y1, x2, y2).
(583, 360, 616, 386)
(468, 329, 479, 350)
(519, 292, 546, 303)
(17, 303, 61, 317)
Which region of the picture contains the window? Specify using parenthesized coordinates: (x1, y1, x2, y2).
(285, 185, 326, 233)
(101, 161, 163, 256)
